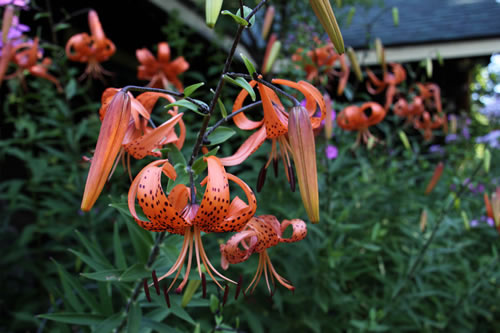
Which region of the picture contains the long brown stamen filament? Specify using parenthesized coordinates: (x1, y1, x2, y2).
(235, 275, 242, 300)
(194, 227, 237, 289)
(246, 253, 265, 294)
(223, 284, 229, 306)
(175, 229, 194, 293)
(264, 252, 294, 290)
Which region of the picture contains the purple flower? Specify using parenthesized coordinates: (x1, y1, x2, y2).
(461, 126, 470, 140)
(0, 0, 29, 9)
(429, 144, 445, 154)
(476, 130, 500, 149)
(470, 219, 479, 228)
(445, 134, 459, 143)
(325, 145, 338, 160)
(487, 217, 495, 227)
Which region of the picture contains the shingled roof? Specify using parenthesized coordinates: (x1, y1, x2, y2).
(340, 0, 500, 49)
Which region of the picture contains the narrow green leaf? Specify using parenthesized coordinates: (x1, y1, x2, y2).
(54, 22, 70, 31)
(166, 100, 206, 116)
(119, 263, 150, 282)
(167, 163, 190, 193)
(236, 6, 255, 26)
(181, 279, 201, 307)
(68, 249, 109, 272)
(95, 313, 124, 333)
(165, 143, 186, 166)
(142, 317, 176, 332)
(53, 260, 84, 312)
(127, 302, 142, 333)
(192, 146, 219, 176)
(206, 126, 236, 146)
(98, 282, 113, 315)
(80, 269, 122, 282)
(37, 313, 106, 325)
(222, 75, 256, 101)
(51, 260, 100, 310)
(217, 97, 228, 118)
(74, 230, 113, 269)
(65, 79, 77, 100)
(183, 82, 205, 97)
(169, 302, 196, 325)
(113, 222, 127, 270)
(221, 10, 248, 26)
(123, 214, 153, 264)
(240, 53, 256, 77)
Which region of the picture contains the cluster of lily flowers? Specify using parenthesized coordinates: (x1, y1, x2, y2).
(292, 39, 447, 148)
(71, 5, 332, 301)
(0, 1, 62, 90)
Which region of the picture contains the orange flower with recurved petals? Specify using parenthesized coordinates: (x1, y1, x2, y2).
(3, 37, 61, 91)
(128, 156, 257, 292)
(81, 89, 185, 211)
(366, 63, 406, 110)
(65, 10, 115, 79)
(220, 78, 325, 222)
(136, 42, 189, 92)
(220, 215, 307, 294)
(337, 102, 386, 147)
(292, 43, 349, 95)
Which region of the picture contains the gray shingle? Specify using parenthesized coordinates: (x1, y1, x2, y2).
(339, 0, 500, 48)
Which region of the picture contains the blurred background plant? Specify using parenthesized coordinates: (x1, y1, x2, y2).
(1, 0, 499, 332)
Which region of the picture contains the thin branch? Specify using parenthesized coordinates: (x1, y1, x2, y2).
(123, 85, 209, 114)
(203, 101, 262, 142)
(226, 72, 300, 106)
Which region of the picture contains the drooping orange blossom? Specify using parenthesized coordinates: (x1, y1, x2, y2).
(136, 42, 189, 92)
(219, 78, 325, 223)
(366, 62, 406, 110)
(128, 156, 257, 292)
(220, 215, 307, 294)
(336, 101, 386, 147)
(81, 88, 185, 212)
(292, 42, 350, 95)
(65, 10, 115, 79)
(2, 37, 61, 91)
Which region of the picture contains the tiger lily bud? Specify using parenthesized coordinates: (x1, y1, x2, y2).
(262, 36, 281, 75)
(206, 0, 224, 28)
(375, 38, 385, 68)
(81, 90, 131, 211)
(425, 162, 444, 195)
(288, 106, 320, 223)
(309, 0, 345, 54)
(261, 5, 275, 40)
(347, 47, 363, 81)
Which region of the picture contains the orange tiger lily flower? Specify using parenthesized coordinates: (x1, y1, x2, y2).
(413, 111, 445, 141)
(292, 43, 349, 95)
(220, 215, 307, 294)
(81, 89, 185, 211)
(65, 10, 115, 79)
(128, 156, 257, 292)
(366, 63, 406, 110)
(337, 102, 386, 147)
(220, 78, 324, 222)
(3, 37, 62, 91)
(136, 42, 189, 92)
